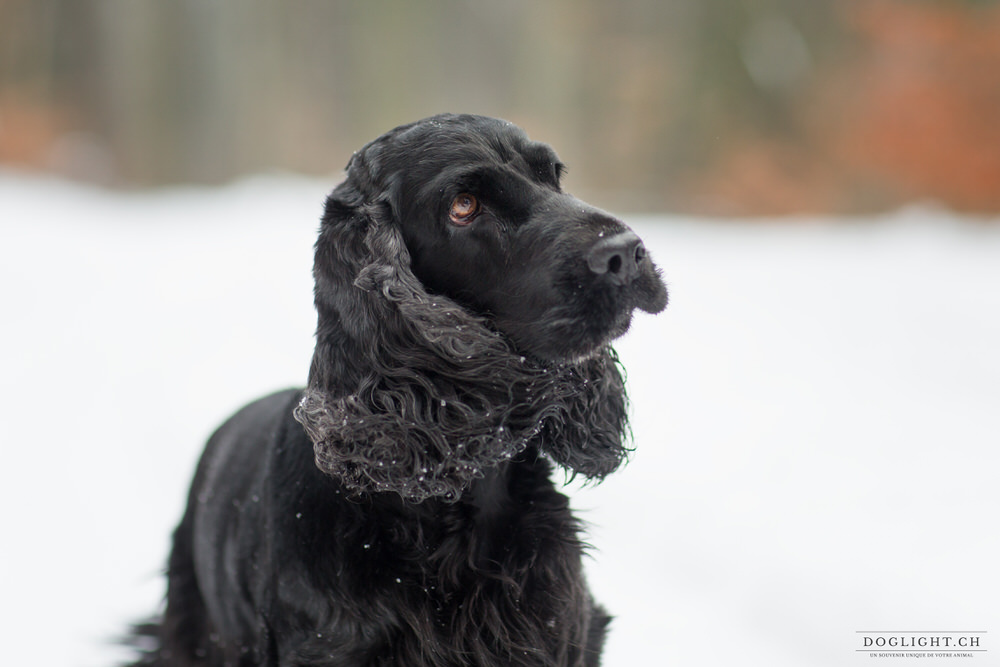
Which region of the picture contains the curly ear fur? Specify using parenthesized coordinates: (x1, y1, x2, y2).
(294, 188, 630, 503)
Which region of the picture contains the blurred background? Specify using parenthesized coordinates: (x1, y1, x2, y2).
(3, 3, 1000, 666)
(3, 0, 1000, 215)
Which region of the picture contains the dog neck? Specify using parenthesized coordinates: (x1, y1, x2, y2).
(466, 460, 513, 514)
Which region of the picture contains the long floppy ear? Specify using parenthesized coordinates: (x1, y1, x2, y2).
(295, 187, 538, 502)
(295, 161, 631, 503)
(537, 349, 631, 480)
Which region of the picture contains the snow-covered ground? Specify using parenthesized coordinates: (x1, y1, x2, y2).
(2, 173, 998, 666)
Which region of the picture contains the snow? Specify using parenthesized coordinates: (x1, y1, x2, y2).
(1, 172, 998, 665)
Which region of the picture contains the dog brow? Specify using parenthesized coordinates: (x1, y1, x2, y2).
(522, 143, 564, 187)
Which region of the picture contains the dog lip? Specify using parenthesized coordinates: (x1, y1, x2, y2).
(638, 284, 669, 314)
(633, 264, 669, 314)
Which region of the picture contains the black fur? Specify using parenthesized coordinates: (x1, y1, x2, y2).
(128, 114, 667, 666)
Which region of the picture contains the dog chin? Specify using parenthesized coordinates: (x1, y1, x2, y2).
(519, 311, 634, 366)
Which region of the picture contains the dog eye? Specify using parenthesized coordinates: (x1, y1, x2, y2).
(449, 194, 480, 225)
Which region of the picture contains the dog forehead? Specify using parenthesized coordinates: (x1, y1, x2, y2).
(348, 115, 564, 200)
(397, 119, 523, 161)
(392, 116, 556, 165)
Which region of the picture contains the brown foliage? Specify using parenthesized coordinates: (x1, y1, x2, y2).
(686, 1, 1000, 215)
(832, 1, 1000, 211)
(0, 93, 67, 168)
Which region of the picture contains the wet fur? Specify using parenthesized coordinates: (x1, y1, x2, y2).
(128, 114, 666, 666)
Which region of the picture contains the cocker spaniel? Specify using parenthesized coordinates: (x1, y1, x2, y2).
(128, 113, 667, 666)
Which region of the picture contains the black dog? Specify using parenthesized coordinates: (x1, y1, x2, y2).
(129, 114, 667, 666)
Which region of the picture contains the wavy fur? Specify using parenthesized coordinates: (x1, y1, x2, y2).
(295, 201, 629, 502)
(127, 114, 666, 667)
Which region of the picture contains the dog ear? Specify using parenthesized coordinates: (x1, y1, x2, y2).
(298, 175, 538, 502)
(536, 349, 631, 480)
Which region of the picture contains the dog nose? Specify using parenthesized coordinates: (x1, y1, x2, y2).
(586, 231, 646, 286)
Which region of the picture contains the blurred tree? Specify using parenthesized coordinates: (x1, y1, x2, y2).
(1, 0, 999, 214)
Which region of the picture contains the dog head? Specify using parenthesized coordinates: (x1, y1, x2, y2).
(296, 114, 668, 502)
(341, 114, 667, 362)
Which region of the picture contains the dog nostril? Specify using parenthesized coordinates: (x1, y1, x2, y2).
(586, 231, 644, 286)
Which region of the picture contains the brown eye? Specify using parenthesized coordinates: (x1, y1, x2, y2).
(449, 194, 479, 225)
